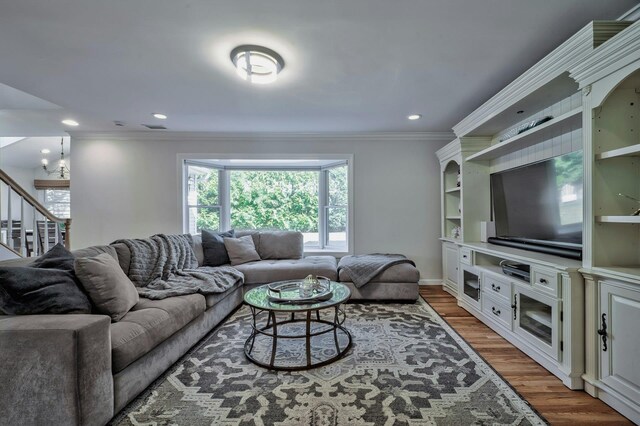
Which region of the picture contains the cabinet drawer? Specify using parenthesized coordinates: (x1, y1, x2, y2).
(532, 267, 559, 297)
(482, 293, 512, 330)
(483, 272, 511, 302)
(459, 247, 472, 265)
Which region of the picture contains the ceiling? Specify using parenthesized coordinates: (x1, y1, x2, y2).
(0, 0, 637, 135)
(0, 137, 70, 169)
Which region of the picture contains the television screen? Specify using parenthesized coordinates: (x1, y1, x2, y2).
(490, 151, 583, 249)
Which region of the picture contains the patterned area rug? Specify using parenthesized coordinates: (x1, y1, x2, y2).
(112, 299, 546, 425)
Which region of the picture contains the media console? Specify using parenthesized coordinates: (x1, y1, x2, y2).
(455, 242, 584, 390)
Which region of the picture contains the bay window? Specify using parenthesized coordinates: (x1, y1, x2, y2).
(183, 157, 351, 252)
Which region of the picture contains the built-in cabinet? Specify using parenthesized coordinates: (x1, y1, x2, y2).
(455, 243, 584, 388)
(436, 18, 640, 423)
(571, 20, 640, 424)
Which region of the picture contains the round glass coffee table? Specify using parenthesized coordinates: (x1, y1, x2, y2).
(243, 281, 352, 371)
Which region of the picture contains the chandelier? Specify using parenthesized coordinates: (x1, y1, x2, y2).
(42, 138, 70, 179)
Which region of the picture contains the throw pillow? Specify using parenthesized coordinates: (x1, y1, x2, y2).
(74, 253, 139, 321)
(0, 245, 92, 315)
(223, 235, 261, 266)
(32, 242, 75, 270)
(201, 229, 235, 266)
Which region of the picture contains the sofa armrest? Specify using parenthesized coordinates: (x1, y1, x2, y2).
(0, 314, 113, 426)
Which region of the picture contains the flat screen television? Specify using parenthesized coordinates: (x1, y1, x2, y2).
(489, 151, 583, 260)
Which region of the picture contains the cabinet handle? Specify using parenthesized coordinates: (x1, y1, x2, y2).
(511, 294, 518, 320)
(491, 283, 501, 292)
(462, 255, 468, 259)
(491, 307, 501, 316)
(539, 278, 548, 285)
(597, 313, 608, 352)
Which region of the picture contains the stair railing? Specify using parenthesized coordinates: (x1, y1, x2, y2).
(0, 169, 71, 257)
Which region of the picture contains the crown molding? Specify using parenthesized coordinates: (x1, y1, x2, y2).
(570, 21, 640, 88)
(69, 130, 455, 143)
(435, 139, 460, 160)
(619, 4, 640, 22)
(452, 21, 629, 138)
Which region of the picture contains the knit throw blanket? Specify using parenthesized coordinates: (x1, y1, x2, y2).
(112, 234, 244, 300)
(337, 254, 415, 288)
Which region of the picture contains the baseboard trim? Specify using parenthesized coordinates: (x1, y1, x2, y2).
(419, 279, 443, 286)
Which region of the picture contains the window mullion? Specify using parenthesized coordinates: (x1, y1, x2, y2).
(318, 169, 327, 249)
(220, 169, 231, 231)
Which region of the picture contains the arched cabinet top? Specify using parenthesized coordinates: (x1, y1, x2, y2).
(571, 21, 640, 108)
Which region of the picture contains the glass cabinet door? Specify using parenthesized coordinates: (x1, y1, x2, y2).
(514, 286, 560, 360)
(460, 265, 481, 309)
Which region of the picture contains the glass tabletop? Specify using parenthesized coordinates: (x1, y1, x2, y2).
(244, 281, 351, 312)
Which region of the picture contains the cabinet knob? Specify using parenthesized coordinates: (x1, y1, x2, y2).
(539, 278, 548, 285)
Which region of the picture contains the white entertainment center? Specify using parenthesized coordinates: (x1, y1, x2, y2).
(437, 19, 640, 424)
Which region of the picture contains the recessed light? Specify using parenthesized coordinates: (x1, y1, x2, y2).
(61, 119, 79, 127)
(407, 114, 422, 120)
(40, 149, 50, 154)
(152, 113, 167, 120)
(230, 45, 284, 85)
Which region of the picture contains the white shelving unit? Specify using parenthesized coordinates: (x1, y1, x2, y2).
(466, 107, 582, 161)
(436, 20, 635, 402)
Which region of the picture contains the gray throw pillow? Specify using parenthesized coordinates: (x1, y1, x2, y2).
(0, 244, 92, 315)
(201, 229, 235, 266)
(223, 235, 261, 266)
(74, 253, 139, 322)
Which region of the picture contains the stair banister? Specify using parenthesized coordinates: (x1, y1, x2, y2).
(0, 168, 71, 253)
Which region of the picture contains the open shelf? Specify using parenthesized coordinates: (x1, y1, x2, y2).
(595, 216, 640, 224)
(445, 187, 461, 193)
(596, 144, 640, 160)
(466, 107, 582, 161)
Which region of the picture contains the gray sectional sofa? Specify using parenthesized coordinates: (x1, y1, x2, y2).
(0, 230, 419, 426)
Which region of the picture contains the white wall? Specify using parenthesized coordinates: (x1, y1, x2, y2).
(70, 133, 448, 279)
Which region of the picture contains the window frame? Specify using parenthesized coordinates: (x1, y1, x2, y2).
(179, 154, 353, 255)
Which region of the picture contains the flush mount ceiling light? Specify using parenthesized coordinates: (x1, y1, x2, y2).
(40, 148, 50, 154)
(152, 113, 167, 120)
(61, 119, 79, 127)
(230, 45, 284, 85)
(407, 114, 422, 120)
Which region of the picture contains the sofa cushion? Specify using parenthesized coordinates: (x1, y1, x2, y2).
(201, 229, 235, 266)
(190, 234, 205, 266)
(204, 280, 243, 309)
(257, 231, 304, 260)
(110, 294, 206, 372)
(111, 243, 132, 274)
(74, 253, 139, 322)
(224, 235, 261, 266)
(338, 262, 419, 283)
(234, 256, 337, 284)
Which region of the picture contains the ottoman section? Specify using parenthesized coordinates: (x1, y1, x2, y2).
(338, 260, 419, 302)
(235, 256, 337, 286)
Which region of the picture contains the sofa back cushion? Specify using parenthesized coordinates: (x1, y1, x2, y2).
(257, 231, 304, 260)
(190, 234, 205, 266)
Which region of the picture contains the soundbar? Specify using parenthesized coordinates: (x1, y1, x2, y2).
(488, 237, 582, 260)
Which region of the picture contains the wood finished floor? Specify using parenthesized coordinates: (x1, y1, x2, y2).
(419, 286, 632, 425)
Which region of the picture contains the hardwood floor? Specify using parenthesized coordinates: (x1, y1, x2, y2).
(419, 286, 632, 425)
